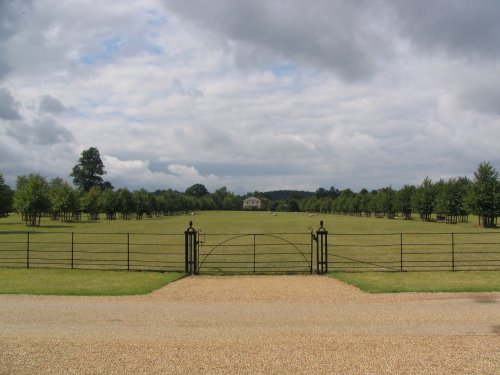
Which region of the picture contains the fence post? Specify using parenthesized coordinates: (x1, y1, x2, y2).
(127, 233, 130, 271)
(26, 232, 30, 269)
(316, 221, 328, 274)
(451, 233, 455, 271)
(185, 221, 198, 275)
(253, 234, 256, 273)
(71, 232, 74, 269)
(400, 233, 403, 272)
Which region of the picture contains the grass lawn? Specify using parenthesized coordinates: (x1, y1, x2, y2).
(331, 271, 500, 293)
(1, 211, 499, 293)
(0, 268, 185, 296)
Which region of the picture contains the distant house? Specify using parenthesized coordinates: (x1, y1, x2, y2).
(243, 196, 262, 209)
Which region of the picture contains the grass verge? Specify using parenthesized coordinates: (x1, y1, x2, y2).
(330, 271, 500, 293)
(0, 269, 185, 296)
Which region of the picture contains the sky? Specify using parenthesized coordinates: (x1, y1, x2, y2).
(1, 0, 499, 194)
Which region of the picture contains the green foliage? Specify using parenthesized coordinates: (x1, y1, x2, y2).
(471, 162, 499, 227)
(413, 177, 436, 221)
(133, 189, 155, 218)
(80, 186, 102, 220)
(48, 177, 78, 221)
(13, 174, 51, 226)
(185, 183, 208, 197)
(99, 188, 119, 220)
(0, 173, 13, 217)
(116, 188, 134, 219)
(70, 147, 106, 191)
(396, 185, 416, 220)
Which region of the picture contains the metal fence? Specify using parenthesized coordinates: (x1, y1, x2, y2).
(329, 232, 500, 272)
(0, 231, 185, 272)
(0, 227, 499, 273)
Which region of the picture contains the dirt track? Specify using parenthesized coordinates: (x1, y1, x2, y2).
(0, 275, 499, 374)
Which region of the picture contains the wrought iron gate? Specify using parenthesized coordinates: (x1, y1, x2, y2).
(183, 221, 328, 275)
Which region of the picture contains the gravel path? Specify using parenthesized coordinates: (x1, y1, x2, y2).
(0, 275, 499, 374)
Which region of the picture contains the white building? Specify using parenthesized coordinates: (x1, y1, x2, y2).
(243, 196, 262, 209)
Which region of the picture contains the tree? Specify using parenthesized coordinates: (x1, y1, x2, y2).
(80, 186, 102, 220)
(471, 162, 499, 227)
(133, 189, 154, 219)
(70, 147, 106, 191)
(48, 177, 78, 221)
(14, 174, 51, 226)
(100, 189, 118, 220)
(0, 173, 13, 217)
(315, 187, 328, 199)
(116, 188, 134, 220)
(185, 183, 208, 197)
(435, 178, 470, 224)
(397, 185, 416, 220)
(413, 177, 436, 221)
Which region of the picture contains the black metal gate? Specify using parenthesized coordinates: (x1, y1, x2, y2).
(183, 221, 328, 275)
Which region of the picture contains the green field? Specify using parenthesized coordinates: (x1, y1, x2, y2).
(0, 210, 492, 234)
(0, 211, 498, 273)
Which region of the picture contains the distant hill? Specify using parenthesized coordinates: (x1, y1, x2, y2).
(263, 190, 315, 201)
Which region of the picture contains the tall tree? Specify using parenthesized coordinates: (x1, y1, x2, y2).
(185, 183, 208, 197)
(471, 162, 499, 227)
(0, 173, 14, 217)
(70, 147, 106, 191)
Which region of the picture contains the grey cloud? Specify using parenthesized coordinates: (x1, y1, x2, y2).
(388, 0, 500, 59)
(5, 116, 74, 145)
(0, 87, 22, 120)
(39, 95, 67, 114)
(0, 0, 29, 79)
(5, 121, 31, 144)
(33, 117, 74, 145)
(163, 0, 393, 81)
(458, 85, 500, 116)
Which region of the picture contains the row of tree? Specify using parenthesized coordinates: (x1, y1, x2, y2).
(1, 175, 245, 226)
(290, 162, 499, 227)
(0, 146, 498, 227)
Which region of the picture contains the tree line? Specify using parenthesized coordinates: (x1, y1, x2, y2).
(0, 147, 498, 227)
(0, 148, 245, 226)
(293, 162, 499, 228)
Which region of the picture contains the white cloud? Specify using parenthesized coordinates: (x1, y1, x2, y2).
(0, 0, 499, 193)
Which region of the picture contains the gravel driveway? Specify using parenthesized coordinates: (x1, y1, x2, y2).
(1, 275, 499, 374)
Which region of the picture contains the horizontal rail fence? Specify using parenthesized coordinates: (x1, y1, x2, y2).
(329, 232, 500, 272)
(197, 232, 313, 274)
(0, 232, 185, 272)
(1, 229, 499, 273)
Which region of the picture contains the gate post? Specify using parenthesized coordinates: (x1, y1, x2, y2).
(184, 221, 198, 275)
(315, 221, 328, 274)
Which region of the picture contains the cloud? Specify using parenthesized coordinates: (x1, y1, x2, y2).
(103, 156, 219, 191)
(1, 1, 500, 194)
(39, 95, 67, 114)
(162, 0, 394, 81)
(33, 117, 74, 144)
(0, 1, 29, 79)
(388, 0, 500, 60)
(171, 78, 204, 98)
(5, 116, 74, 145)
(0, 87, 22, 120)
